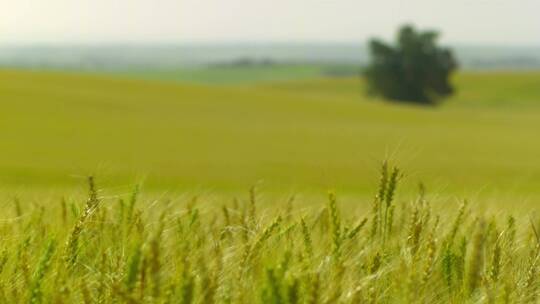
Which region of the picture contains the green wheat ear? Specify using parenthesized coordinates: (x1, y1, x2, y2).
(328, 191, 342, 258)
(64, 176, 101, 267)
(300, 217, 314, 260)
(124, 243, 142, 294)
(29, 239, 57, 304)
(466, 220, 486, 296)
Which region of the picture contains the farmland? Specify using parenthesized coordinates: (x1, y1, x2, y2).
(1, 69, 539, 200)
(1, 67, 540, 302)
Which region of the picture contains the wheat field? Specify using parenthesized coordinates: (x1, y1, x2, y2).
(2, 69, 540, 199)
(0, 163, 537, 303)
(2, 68, 540, 303)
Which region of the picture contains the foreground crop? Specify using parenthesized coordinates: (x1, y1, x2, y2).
(0, 165, 538, 303)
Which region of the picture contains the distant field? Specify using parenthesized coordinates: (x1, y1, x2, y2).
(1, 68, 540, 200)
(113, 64, 358, 84)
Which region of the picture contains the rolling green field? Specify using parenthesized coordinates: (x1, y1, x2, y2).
(1, 68, 540, 200)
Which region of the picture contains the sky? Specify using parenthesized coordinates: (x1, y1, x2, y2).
(1, 0, 540, 46)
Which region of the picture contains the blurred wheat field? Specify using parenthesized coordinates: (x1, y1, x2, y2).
(1, 69, 540, 199)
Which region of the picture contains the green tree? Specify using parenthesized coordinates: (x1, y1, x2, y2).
(364, 25, 458, 105)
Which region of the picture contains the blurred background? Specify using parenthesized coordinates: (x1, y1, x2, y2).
(1, 0, 539, 200)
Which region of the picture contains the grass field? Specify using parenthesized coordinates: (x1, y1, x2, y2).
(1, 68, 540, 200)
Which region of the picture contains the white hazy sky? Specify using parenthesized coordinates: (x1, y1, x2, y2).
(2, 0, 540, 45)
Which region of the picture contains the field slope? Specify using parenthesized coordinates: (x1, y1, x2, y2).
(1, 69, 540, 199)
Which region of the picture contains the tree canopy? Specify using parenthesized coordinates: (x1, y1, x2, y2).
(364, 25, 458, 105)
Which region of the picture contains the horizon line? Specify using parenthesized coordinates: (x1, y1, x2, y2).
(1, 40, 540, 49)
